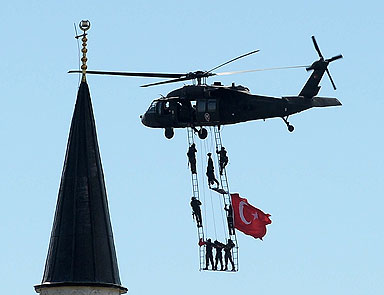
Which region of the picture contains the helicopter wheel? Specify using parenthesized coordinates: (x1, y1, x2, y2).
(198, 128, 208, 139)
(164, 128, 174, 139)
(288, 125, 294, 132)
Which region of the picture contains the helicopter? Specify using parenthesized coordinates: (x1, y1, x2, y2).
(69, 36, 343, 139)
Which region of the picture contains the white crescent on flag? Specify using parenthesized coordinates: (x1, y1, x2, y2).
(239, 201, 251, 225)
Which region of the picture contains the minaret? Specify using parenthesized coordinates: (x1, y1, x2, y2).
(35, 21, 127, 295)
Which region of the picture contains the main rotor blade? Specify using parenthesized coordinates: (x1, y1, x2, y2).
(206, 49, 260, 73)
(140, 76, 192, 87)
(327, 54, 343, 63)
(311, 36, 323, 59)
(326, 68, 337, 90)
(68, 70, 185, 79)
(216, 65, 308, 76)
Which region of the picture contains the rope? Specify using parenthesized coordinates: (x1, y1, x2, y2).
(198, 137, 208, 233)
(201, 130, 220, 240)
(209, 186, 217, 240)
(207, 127, 218, 239)
(213, 127, 229, 240)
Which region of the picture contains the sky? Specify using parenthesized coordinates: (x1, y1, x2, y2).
(1, 0, 383, 294)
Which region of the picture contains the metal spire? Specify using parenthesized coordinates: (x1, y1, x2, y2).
(77, 20, 90, 82)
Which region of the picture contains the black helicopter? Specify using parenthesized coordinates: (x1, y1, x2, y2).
(69, 36, 342, 139)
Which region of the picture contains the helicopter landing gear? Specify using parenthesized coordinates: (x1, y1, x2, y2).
(282, 116, 294, 132)
(197, 128, 208, 139)
(191, 126, 208, 139)
(164, 127, 174, 139)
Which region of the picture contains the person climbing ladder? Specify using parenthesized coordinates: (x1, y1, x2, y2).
(187, 143, 197, 174)
(216, 146, 229, 175)
(190, 197, 202, 227)
(206, 152, 219, 188)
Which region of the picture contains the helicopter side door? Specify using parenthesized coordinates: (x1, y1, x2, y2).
(196, 99, 219, 124)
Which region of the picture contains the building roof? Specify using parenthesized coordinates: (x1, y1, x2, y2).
(35, 81, 127, 293)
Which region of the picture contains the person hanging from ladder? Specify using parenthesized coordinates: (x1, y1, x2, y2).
(224, 204, 235, 236)
(199, 238, 215, 270)
(216, 146, 229, 175)
(214, 240, 225, 271)
(206, 153, 219, 188)
(190, 197, 202, 227)
(187, 143, 197, 174)
(223, 239, 236, 271)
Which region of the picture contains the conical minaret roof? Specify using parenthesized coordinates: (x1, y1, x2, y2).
(35, 81, 127, 293)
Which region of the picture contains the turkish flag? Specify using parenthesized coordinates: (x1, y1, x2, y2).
(231, 193, 272, 240)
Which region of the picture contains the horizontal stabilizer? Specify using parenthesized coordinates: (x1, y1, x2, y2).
(310, 97, 342, 107)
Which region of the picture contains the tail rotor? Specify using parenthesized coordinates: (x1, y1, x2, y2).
(308, 36, 343, 90)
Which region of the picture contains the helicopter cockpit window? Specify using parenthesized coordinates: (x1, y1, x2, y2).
(157, 101, 163, 115)
(207, 99, 216, 112)
(147, 101, 157, 113)
(197, 100, 206, 113)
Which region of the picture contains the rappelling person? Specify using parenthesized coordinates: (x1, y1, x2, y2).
(190, 197, 202, 227)
(216, 146, 229, 175)
(206, 153, 219, 188)
(214, 240, 225, 271)
(223, 239, 236, 271)
(199, 238, 215, 270)
(187, 143, 197, 174)
(224, 204, 235, 236)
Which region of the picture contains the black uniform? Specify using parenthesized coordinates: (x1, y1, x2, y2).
(225, 204, 235, 235)
(206, 153, 219, 188)
(224, 239, 236, 271)
(216, 147, 228, 175)
(214, 240, 225, 271)
(203, 239, 215, 270)
(190, 197, 202, 227)
(187, 144, 197, 174)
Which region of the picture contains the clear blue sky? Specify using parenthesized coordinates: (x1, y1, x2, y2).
(1, 1, 383, 294)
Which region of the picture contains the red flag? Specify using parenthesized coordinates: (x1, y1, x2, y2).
(231, 193, 272, 240)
